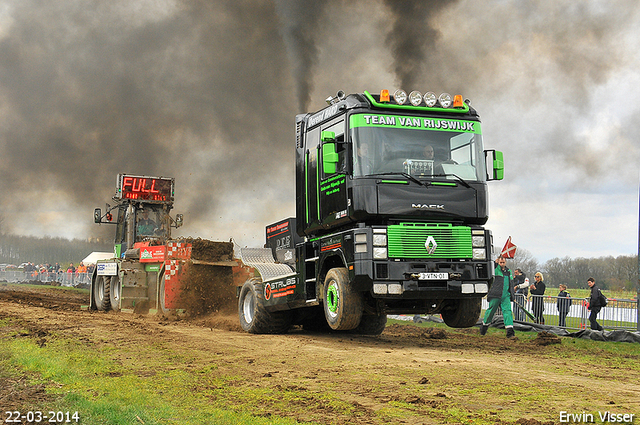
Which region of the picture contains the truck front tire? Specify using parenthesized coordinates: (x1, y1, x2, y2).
(441, 297, 482, 328)
(93, 275, 111, 311)
(323, 268, 363, 331)
(238, 278, 292, 334)
(352, 313, 387, 335)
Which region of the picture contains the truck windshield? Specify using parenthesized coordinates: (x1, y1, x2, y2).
(350, 114, 486, 182)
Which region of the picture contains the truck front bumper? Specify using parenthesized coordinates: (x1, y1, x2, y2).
(354, 259, 493, 299)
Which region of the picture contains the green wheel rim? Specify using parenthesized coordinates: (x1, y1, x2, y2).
(327, 283, 339, 315)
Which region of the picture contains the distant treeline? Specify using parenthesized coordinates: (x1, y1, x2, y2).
(0, 233, 113, 267)
(507, 248, 638, 293)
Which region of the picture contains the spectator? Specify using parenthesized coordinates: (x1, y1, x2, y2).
(76, 261, 87, 274)
(587, 277, 605, 331)
(530, 272, 546, 324)
(512, 268, 529, 321)
(479, 256, 516, 338)
(557, 284, 572, 327)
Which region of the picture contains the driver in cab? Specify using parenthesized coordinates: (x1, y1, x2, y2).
(137, 209, 157, 236)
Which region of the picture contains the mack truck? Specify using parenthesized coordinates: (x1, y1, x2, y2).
(238, 89, 504, 334)
(91, 174, 235, 314)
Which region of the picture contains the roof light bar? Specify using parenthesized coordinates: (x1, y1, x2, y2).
(374, 89, 467, 109)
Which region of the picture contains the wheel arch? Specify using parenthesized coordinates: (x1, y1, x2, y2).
(317, 251, 348, 299)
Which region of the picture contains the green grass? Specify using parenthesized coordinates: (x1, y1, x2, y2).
(0, 318, 312, 425)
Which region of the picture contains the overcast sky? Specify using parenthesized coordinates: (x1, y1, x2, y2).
(0, 0, 638, 264)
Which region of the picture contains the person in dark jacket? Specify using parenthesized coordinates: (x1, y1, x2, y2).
(587, 277, 605, 331)
(512, 268, 528, 321)
(556, 284, 572, 327)
(480, 256, 516, 338)
(529, 272, 546, 324)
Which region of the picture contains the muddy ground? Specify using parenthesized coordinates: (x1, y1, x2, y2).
(1, 283, 639, 425)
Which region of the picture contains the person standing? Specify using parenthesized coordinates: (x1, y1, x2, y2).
(512, 268, 528, 321)
(530, 272, 546, 324)
(557, 284, 572, 327)
(587, 277, 605, 331)
(480, 256, 516, 338)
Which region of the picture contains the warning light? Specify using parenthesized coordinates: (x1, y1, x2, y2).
(380, 89, 390, 102)
(453, 95, 464, 109)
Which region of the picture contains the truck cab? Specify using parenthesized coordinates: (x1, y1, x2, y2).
(238, 89, 504, 334)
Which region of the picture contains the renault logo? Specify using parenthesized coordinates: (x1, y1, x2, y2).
(424, 236, 437, 255)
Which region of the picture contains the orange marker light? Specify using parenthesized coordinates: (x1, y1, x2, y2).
(453, 95, 464, 109)
(380, 89, 390, 102)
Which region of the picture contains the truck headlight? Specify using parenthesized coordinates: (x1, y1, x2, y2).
(472, 248, 486, 260)
(373, 234, 387, 246)
(472, 236, 485, 248)
(373, 247, 387, 259)
(388, 283, 403, 294)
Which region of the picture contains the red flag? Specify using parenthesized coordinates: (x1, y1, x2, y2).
(501, 236, 517, 259)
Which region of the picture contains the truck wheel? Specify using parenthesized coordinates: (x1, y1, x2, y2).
(93, 275, 112, 311)
(109, 276, 121, 312)
(323, 268, 362, 331)
(352, 313, 387, 335)
(238, 278, 292, 334)
(441, 298, 482, 328)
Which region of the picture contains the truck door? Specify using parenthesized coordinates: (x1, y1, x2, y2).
(319, 120, 349, 229)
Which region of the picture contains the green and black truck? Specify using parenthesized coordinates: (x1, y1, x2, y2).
(238, 89, 504, 334)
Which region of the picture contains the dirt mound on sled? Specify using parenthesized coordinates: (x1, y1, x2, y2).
(177, 239, 236, 317)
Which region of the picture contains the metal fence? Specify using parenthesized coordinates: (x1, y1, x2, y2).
(483, 294, 639, 331)
(0, 270, 92, 288)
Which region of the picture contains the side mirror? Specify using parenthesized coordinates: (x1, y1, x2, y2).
(322, 143, 339, 174)
(94, 208, 102, 223)
(321, 130, 338, 174)
(175, 214, 183, 228)
(485, 150, 504, 181)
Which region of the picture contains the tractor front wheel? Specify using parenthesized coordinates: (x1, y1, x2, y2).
(93, 275, 111, 311)
(109, 275, 121, 312)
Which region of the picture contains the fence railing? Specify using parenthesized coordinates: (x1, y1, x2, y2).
(483, 294, 639, 331)
(0, 270, 92, 288)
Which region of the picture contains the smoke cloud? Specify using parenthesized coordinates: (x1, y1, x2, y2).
(0, 0, 638, 259)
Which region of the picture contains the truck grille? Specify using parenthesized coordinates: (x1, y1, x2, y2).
(387, 223, 472, 259)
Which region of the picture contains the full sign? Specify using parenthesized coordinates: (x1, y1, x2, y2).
(116, 174, 174, 202)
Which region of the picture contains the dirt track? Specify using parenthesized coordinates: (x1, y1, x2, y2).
(1, 283, 639, 424)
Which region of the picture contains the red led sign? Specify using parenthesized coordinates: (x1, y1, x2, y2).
(117, 175, 173, 202)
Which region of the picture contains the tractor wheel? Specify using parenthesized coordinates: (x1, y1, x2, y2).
(323, 268, 363, 331)
(109, 275, 121, 312)
(93, 275, 111, 311)
(441, 298, 482, 328)
(238, 278, 292, 334)
(159, 274, 170, 314)
(352, 313, 387, 335)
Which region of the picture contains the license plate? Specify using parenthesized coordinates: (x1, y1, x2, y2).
(417, 272, 448, 280)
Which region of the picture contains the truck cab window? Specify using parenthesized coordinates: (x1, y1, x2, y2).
(350, 114, 485, 182)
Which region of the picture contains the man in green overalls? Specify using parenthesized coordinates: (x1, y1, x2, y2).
(480, 255, 516, 338)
